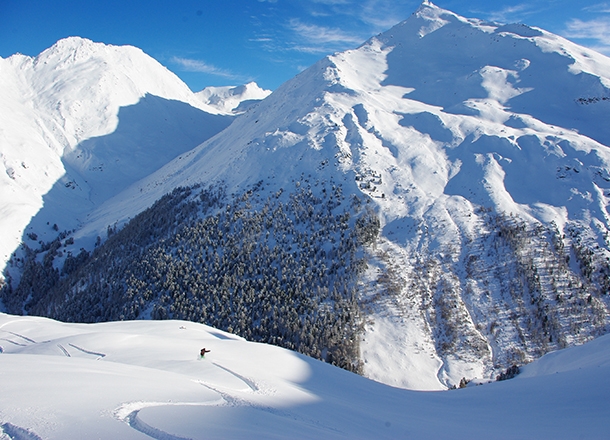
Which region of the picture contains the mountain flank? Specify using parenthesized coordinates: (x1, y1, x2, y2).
(2, 2, 610, 389)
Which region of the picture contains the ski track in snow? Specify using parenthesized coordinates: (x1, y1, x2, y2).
(0, 422, 43, 440)
(126, 409, 193, 440)
(57, 344, 70, 357)
(0, 330, 35, 347)
(115, 400, 225, 440)
(68, 343, 106, 359)
(0, 339, 25, 347)
(4, 332, 36, 344)
(0, 328, 107, 360)
(192, 382, 343, 437)
(210, 362, 259, 392)
(192, 364, 343, 437)
(114, 360, 259, 439)
(116, 360, 338, 439)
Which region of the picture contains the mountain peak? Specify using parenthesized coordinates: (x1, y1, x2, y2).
(33, 36, 146, 70)
(195, 81, 271, 114)
(0, 35, 233, 269)
(72, 1, 610, 389)
(413, 0, 444, 21)
(49, 35, 96, 49)
(40, 36, 105, 57)
(417, 0, 437, 10)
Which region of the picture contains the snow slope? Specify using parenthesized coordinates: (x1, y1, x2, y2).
(0, 37, 246, 268)
(0, 312, 608, 439)
(72, 0, 610, 261)
(64, 2, 610, 389)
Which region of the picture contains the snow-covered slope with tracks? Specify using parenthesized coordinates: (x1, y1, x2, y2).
(1, 312, 609, 439)
(63, 2, 610, 390)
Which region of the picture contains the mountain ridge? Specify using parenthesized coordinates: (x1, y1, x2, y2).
(2, 3, 610, 390)
(0, 37, 269, 270)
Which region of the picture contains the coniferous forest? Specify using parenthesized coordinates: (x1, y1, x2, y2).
(2, 178, 379, 373)
(2, 173, 609, 378)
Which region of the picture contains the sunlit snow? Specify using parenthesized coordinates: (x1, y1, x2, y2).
(1, 313, 609, 439)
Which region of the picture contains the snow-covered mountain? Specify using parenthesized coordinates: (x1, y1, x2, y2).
(195, 82, 272, 114)
(2, 2, 610, 391)
(0, 312, 609, 439)
(0, 37, 269, 267)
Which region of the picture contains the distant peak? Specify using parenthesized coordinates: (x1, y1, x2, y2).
(52, 36, 97, 50)
(38, 37, 105, 61)
(416, 0, 439, 11)
(59, 36, 92, 43)
(43, 37, 142, 57)
(412, 0, 458, 22)
(195, 81, 271, 114)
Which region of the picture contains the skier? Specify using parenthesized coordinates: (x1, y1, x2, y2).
(200, 348, 211, 359)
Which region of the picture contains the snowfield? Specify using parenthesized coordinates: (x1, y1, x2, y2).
(0, 312, 609, 439)
(2, 0, 610, 409)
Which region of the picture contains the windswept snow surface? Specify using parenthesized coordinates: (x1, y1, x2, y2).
(0, 313, 608, 439)
(68, 2, 610, 390)
(0, 37, 239, 268)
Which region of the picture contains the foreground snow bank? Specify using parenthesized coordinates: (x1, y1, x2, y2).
(0, 313, 608, 439)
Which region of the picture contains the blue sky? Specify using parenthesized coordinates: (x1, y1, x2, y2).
(1, 1, 609, 91)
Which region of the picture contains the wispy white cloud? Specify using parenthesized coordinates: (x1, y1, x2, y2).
(310, 0, 351, 4)
(249, 0, 411, 59)
(482, 4, 536, 24)
(287, 19, 364, 45)
(283, 0, 413, 53)
(306, 0, 410, 30)
(170, 57, 245, 81)
(285, 18, 365, 53)
(355, 0, 412, 29)
(565, 17, 610, 55)
(583, 2, 610, 13)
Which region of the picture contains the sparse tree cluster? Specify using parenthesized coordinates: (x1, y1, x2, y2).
(496, 364, 520, 381)
(458, 212, 609, 368)
(369, 209, 609, 381)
